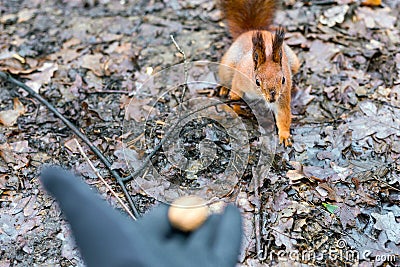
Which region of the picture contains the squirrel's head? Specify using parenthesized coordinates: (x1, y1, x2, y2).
(252, 29, 286, 103)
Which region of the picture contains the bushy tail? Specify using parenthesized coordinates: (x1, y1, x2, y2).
(220, 0, 280, 39)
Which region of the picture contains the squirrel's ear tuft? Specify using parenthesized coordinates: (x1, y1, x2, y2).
(252, 31, 266, 70)
(272, 27, 285, 65)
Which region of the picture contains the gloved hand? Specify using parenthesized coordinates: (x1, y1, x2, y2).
(40, 166, 242, 267)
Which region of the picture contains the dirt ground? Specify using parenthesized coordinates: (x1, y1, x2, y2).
(0, 0, 400, 266)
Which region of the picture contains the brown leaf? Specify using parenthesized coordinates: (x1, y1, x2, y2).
(16, 9, 36, 23)
(111, 148, 141, 171)
(0, 13, 17, 24)
(121, 96, 154, 122)
(317, 183, 343, 202)
(306, 40, 339, 72)
(10, 141, 31, 153)
(64, 139, 79, 154)
(23, 195, 37, 217)
(10, 196, 31, 215)
(371, 212, 400, 244)
(62, 38, 81, 49)
(81, 53, 104, 76)
(0, 98, 25, 127)
(0, 57, 40, 75)
(291, 85, 315, 115)
(0, 110, 20, 127)
(60, 74, 82, 101)
(319, 5, 349, 27)
(0, 142, 29, 170)
(356, 7, 396, 29)
(284, 32, 307, 47)
(286, 169, 305, 183)
(25, 62, 58, 93)
(272, 191, 293, 212)
(355, 185, 378, 205)
(59, 48, 81, 64)
(271, 217, 295, 250)
(335, 203, 360, 228)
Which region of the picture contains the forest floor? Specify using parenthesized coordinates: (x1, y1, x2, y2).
(0, 0, 400, 266)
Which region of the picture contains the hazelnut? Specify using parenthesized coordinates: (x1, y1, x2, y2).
(168, 196, 209, 232)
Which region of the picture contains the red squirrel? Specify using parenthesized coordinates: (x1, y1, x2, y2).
(219, 0, 300, 146)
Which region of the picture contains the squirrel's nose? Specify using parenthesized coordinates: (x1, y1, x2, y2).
(270, 90, 276, 99)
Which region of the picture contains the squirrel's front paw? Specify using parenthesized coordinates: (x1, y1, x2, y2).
(279, 131, 292, 147)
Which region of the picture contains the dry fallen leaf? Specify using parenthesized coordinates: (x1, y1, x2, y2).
(111, 148, 141, 170)
(64, 139, 80, 154)
(356, 7, 397, 29)
(0, 98, 26, 126)
(0, 142, 30, 170)
(271, 217, 295, 250)
(25, 62, 58, 93)
(286, 169, 305, 183)
(81, 53, 104, 76)
(306, 40, 340, 72)
(17, 9, 36, 23)
(319, 5, 349, 27)
(371, 212, 400, 244)
(0, 57, 40, 75)
(335, 203, 360, 229)
(121, 96, 155, 122)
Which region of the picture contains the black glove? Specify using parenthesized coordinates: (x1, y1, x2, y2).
(40, 166, 242, 267)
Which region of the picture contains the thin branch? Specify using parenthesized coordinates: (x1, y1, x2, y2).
(74, 138, 137, 220)
(266, 225, 296, 240)
(0, 71, 141, 218)
(372, 175, 400, 192)
(82, 89, 130, 94)
(170, 35, 188, 103)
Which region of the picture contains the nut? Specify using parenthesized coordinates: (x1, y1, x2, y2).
(168, 196, 209, 232)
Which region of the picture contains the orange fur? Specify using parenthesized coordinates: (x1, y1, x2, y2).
(219, 0, 300, 146)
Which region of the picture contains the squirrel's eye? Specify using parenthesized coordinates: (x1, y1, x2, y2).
(282, 77, 286, 85)
(255, 79, 260, 86)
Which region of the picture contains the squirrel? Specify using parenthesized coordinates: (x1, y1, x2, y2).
(218, 0, 300, 147)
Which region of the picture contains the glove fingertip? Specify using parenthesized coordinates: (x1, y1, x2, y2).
(212, 205, 242, 262)
(40, 165, 85, 199)
(40, 165, 67, 187)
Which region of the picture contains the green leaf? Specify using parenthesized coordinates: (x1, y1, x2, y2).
(323, 202, 338, 214)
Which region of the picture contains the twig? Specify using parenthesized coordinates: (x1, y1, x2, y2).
(170, 35, 188, 103)
(305, 0, 337, 5)
(74, 138, 136, 220)
(0, 71, 141, 218)
(266, 225, 296, 240)
(82, 89, 130, 94)
(372, 175, 400, 192)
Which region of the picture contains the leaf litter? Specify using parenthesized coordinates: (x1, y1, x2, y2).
(0, 0, 399, 266)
